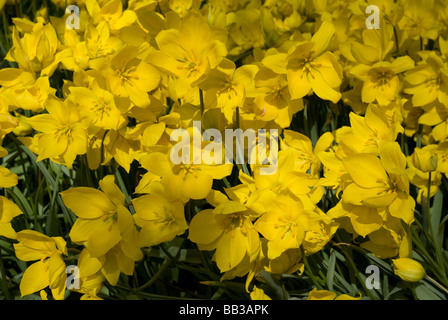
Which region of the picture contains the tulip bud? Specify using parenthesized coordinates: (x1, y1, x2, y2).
(12, 114, 34, 136)
(392, 258, 426, 282)
(412, 146, 438, 173)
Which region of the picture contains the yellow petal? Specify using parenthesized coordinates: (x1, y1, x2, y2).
(267, 232, 299, 260)
(132, 61, 160, 93)
(14, 230, 56, 261)
(188, 209, 224, 245)
(0, 223, 17, 239)
(99, 175, 125, 208)
(380, 142, 406, 173)
(101, 250, 120, 286)
(213, 201, 247, 215)
(36, 133, 68, 162)
(351, 43, 380, 65)
(78, 248, 104, 278)
(142, 122, 165, 146)
(343, 153, 389, 188)
(155, 29, 184, 61)
(262, 53, 287, 74)
(182, 171, 213, 200)
(307, 288, 337, 300)
(390, 56, 415, 74)
(24, 114, 59, 133)
(312, 52, 342, 88)
(308, 68, 341, 103)
(350, 206, 383, 237)
(310, 21, 335, 56)
(215, 229, 247, 272)
(48, 254, 67, 300)
(86, 220, 121, 257)
(60, 187, 115, 219)
(0, 195, 22, 223)
(20, 260, 49, 297)
(287, 69, 311, 99)
(140, 152, 173, 177)
(388, 194, 415, 224)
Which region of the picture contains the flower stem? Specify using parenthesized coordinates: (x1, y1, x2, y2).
(300, 246, 323, 290)
(393, 25, 399, 56)
(0, 249, 11, 300)
(425, 172, 448, 284)
(199, 89, 205, 117)
(425, 275, 448, 295)
(236, 106, 250, 176)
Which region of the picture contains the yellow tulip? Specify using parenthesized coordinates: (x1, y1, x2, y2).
(24, 95, 88, 169)
(262, 21, 342, 103)
(150, 11, 227, 86)
(13, 230, 68, 300)
(132, 194, 188, 247)
(254, 194, 312, 260)
(189, 189, 260, 272)
(60, 175, 141, 259)
(412, 146, 438, 173)
(5, 18, 64, 76)
(342, 141, 415, 224)
(393, 258, 426, 282)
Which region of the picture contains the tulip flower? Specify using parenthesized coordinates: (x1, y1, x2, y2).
(393, 258, 426, 282)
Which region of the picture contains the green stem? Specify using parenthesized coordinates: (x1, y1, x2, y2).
(416, 125, 422, 148)
(300, 246, 323, 290)
(0, 249, 11, 300)
(222, 177, 231, 188)
(393, 25, 399, 56)
(338, 245, 378, 300)
(235, 107, 250, 176)
(133, 256, 173, 292)
(1, 10, 7, 45)
(425, 275, 448, 295)
(410, 227, 448, 286)
(199, 89, 205, 117)
(425, 172, 447, 283)
(33, 176, 46, 233)
(427, 172, 432, 219)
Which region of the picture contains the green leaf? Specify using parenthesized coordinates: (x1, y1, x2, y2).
(431, 189, 444, 248)
(16, 141, 75, 226)
(7, 186, 33, 222)
(326, 249, 336, 292)
(384, 285, 405, 300)
(19, 145, 56, 189)
(114, 168, 134, 214)
(364, 253, 393, 274)
(414, 281, 445, 300)
(18, 294, 43, 300)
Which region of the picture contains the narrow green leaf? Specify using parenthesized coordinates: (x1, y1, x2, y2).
(17, 143, 56, 189)
(326, 249, 336, 292)
(7, 186, 33, 221)
(114, 168, 134, 214)
(431, 189, 443, 248)
(414, 281, 444, 300)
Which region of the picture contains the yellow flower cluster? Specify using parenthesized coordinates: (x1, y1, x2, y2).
(0, 0, 447, 300)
